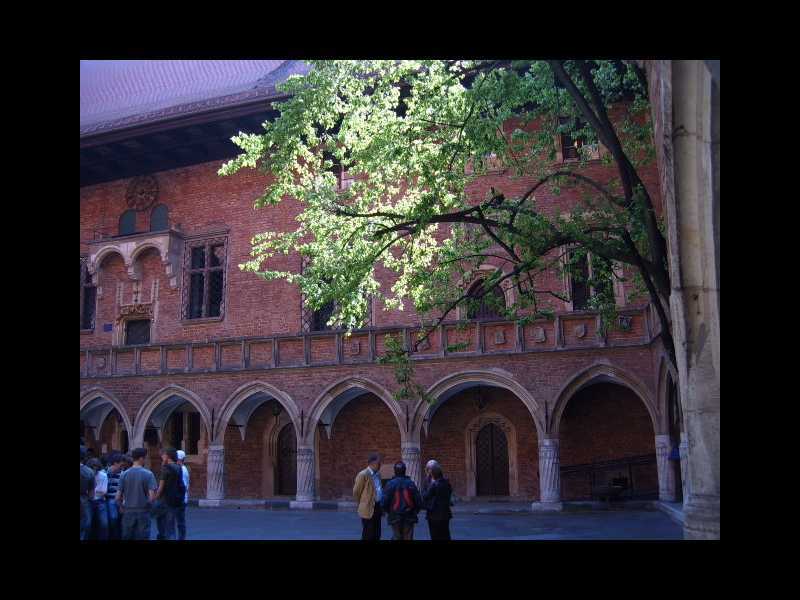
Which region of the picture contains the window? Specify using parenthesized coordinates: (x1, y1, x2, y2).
(125, 319, 151, 345)
(183, 238, 227, 320)
(80, 258, 96, 330)
(119, 210, 137, 236)
(565, 249, 614, 311)
(150, 204, 169, 232)
(466, 279, 506, 320)
(559, 116, 585, 161)
(312, 300, 336, 331)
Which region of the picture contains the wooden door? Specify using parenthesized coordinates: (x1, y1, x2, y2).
(276, 424, 297, 496)
(475, 423, 509, 496)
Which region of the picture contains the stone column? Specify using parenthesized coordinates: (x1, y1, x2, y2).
(655, 434, 676, 502)
(199, 444, 224, 507)
(679, 433, 690, 506)
(290, 446, 316, 508)
(402, 442, 422, 489)
(532, 438, 562, 511)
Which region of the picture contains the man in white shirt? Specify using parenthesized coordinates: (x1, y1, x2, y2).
(176, 450, 190, 540)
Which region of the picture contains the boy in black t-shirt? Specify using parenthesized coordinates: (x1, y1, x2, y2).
(153, 447, 183, 541)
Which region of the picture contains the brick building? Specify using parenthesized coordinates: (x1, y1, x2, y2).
(80, 60, 686, 512)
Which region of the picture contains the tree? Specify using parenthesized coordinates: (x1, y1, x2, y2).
(219, 60, 675, 395)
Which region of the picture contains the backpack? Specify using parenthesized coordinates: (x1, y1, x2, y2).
(165, 464, 187, 508)
(390, 480, 416, 514)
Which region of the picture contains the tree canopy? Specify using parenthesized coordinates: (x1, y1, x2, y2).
(219, 60, 674, 376)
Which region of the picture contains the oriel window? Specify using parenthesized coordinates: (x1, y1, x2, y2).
(183, 238, 227, 320)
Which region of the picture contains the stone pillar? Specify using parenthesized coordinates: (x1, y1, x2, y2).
(679, 433, 690, 506)
(290, 446, 316, 508)
(655, 434, 676, 502)
(531, 438, 562, 511)
(199, 444, 224, 507)
(402, 442, 422, 489)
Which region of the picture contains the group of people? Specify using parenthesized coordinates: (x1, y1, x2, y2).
(80, 444, 190, 541)
(354, 454, 453, 541)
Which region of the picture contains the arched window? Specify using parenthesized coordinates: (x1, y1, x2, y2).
(119, 210, 136, 236)
(150, 204, 168, 232)
(466, 279, 506, 320)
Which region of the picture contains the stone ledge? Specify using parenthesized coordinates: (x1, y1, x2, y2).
(653, 501, 686, 526)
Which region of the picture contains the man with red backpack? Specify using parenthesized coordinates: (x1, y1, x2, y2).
(381, 462, 423, 540)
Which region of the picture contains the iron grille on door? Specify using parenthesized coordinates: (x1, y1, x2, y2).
(276, 424, 297, 496)
(475, 423, 510, 496)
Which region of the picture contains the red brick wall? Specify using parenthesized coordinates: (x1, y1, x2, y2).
(80, 109, 662, 352)
(317, 393, 402, 500)
(421, 386, 540, 499)
(223, 404, 273, 499)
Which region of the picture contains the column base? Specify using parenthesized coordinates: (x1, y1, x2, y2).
(530, 501, 563, 512)
(198, 498, 224, 507)
(289, 500, 315, 510)
(683, 495, 720, 539)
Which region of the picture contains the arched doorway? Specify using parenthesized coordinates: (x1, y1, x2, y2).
(276, 423, 297, 496)
(421, 385, 536, 500)
(316, 391, 403, 501)
(80, 391, 133, 458)
(134, 388, 212, 499)
(558, 382, 658, 502)
(475, 423, 510, 496)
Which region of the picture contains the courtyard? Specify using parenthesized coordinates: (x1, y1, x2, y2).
(178, 506, 682, 540)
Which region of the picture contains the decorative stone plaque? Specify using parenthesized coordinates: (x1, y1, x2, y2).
(574, 323, 587, 338)
(531, 326, 546, 343)
(618, 315, 632, 331)
(494, 330, 506, 344)
(350, 341, 361, 355)
(417, 338, 431, 351)
(126, 175, 159, 211)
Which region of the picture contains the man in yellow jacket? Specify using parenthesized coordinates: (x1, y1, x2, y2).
(353, 453, 384, 540)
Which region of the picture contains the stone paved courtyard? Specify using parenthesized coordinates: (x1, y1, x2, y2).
(176, 507, 682, 540)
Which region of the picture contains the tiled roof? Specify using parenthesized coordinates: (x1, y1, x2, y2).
(80, 60, 310, 137)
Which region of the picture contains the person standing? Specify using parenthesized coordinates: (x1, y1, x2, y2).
(381, 462, 423, 540)
(87, 458, 109, 540)
(423, 465, 453, 541)
(152, 447, 185, 541)
(105, 453, 125, 540)
(421, 459, 441, 495)
(175, 450, 190, 541)
(353, 453, 384, 541)
(117, 447, 157, 540)
(80, 446, 96, 540)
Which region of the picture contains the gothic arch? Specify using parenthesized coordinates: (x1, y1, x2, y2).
(413, 369, 544, 440)
(132, 385, 212, 448)
(215, 381, 300, 444)
(464, 412, 520, 497)
(306, 377, 406, 445)
(549, 363, 658, 436)
(80, 386, 133, 441)
(656, 354, 680, 433)
(456, 263, 516, 320)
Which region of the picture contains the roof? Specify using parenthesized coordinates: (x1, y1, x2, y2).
(80, 60, 310, 137)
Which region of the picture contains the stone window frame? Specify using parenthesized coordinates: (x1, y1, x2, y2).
(455, 265, 514, 322)
(558, 234, 625, 312)
(80, 256, 97, 333)
(553, 116, 607, 164)
(181, 234, 229, 324)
